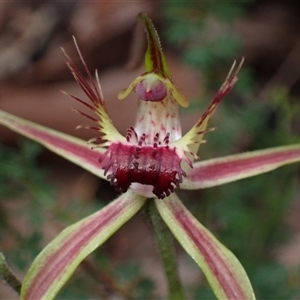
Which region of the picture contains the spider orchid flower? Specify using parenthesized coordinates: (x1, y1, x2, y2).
(1, 13, 300, 300)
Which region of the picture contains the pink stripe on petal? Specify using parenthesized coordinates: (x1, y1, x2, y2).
(138, 13, 170, 77)
(25, 204, 122, 299)
(156, 195, 255, 300)
(25, 212, 118, 299)
(171, 204, 244, 299)
(183, 144, 300, 189)
(22, 191, 145, 300)
(22, 124, 103, 166)
(0, 110, 108, 179)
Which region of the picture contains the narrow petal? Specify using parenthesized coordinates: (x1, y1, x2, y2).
(21, 191, 146, 300)
(156, 194, 255, 300)
(0, 109, 107, 179)
(182, 144, 300, 190)
(174, 59, 243, 156)
(63, 38, 125, 145)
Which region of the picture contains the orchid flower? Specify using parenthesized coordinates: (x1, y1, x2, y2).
(1, 13, 300, 300)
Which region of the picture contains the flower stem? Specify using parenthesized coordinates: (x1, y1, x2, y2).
(0, 252, 21, 294)
(145, 200, 185, 300)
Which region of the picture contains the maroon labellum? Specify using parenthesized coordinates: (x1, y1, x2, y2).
(99, 142, 186, 199)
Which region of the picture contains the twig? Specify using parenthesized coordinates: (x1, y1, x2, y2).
(0, 252, 21, 295)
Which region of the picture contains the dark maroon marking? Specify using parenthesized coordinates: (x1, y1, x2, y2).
(100, 143, 186, 199)
(140, 13, 164, 74)
(172, 202, 246, 299)
(64, 45, 104, 109)
(148, 32, 163, 74)
(25, 199, 128, 299)
(188, 148, 300, 183)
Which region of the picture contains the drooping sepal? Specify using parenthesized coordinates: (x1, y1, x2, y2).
(21, 191, 146, 300)
(156, 194, 256, 300)
(100, 141, 188, 199)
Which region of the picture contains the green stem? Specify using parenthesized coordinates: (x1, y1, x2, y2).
(145, 200, 185, 300)
(0, 252, 21, 294)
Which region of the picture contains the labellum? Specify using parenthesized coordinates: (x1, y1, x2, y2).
(100, 132, 186, 199)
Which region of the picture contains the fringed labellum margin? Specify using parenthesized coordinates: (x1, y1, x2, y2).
(100, 141, 186, 199)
